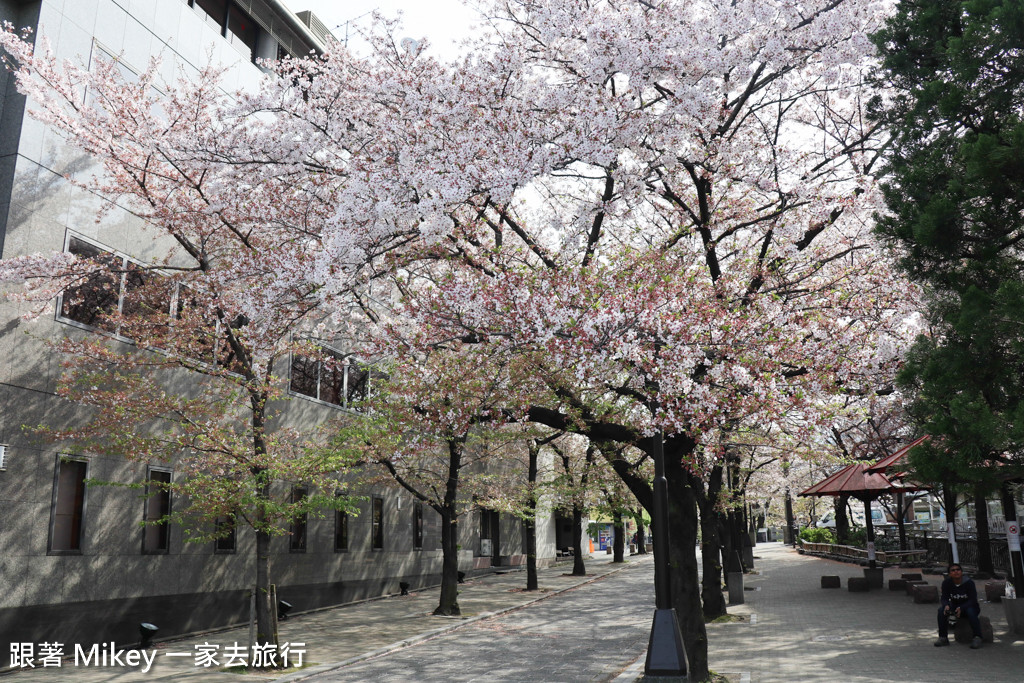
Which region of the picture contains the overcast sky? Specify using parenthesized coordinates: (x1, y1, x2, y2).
(283, 0, 483, 60)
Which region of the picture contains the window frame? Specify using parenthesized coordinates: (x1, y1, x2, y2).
(371, 497, 384, 550)
(288, 344, 376, 412)
(413, 501, 424, 550)
(289, 486, 308, 553)
(56, 233, 172, 341)
(334, 505, 349, 553)
(214, 514, 237, 554)
(141, 467, 173, 554)
(48, 455, 89, 555)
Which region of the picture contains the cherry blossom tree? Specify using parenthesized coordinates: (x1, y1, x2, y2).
(2, 0, 922, 677)
(337, 1, 915, 676)
(0, 26, 378, 654)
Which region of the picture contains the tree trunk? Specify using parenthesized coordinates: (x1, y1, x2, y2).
(434, 439, 464, 616)
(665, 449, 709, 682)
(254, 516, 276, 650)
(974, 487, 994, 574)
(250, 396, 278, 659)
(896, 491, 908, 552)
(613, 512, 625, 563)
(435, 506, 461, 615)
(698, 465, 727, 621)
(943, 486, 959, 564)
(835, 494, 851, 544)
(635, 507, 647, 554)
(525, 441, 539, 591)
(571, 505, 587, 576)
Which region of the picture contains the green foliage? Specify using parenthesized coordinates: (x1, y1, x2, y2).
(799, 527, 836, 544)
(871, 0, 1024, 483)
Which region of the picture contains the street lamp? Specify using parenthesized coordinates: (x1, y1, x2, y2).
(644, 426, 688, 677)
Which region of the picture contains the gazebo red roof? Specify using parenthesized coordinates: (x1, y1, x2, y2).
(865, 435, 931, 475)
(799, 462, 926, 500)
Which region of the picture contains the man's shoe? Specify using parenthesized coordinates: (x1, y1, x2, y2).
(934, 637, 949, 646)
(970, 636, 982, 649)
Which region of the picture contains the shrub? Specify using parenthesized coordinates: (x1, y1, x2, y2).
(799, 527, 836, 544)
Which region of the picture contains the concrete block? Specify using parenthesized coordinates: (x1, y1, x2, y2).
(727, 571, 744, 604)
(848, 577, 870, 592)
(821, 575, 841, 589)
(914, 585, 939, 603)
(902, 573, 923, 581)
(985, 581, 1006, 603)
(953, 615, 994, 643)
(889, 579, 907, 591)
(906, 580, 928, 596)
(1004, 597, 1024, 635)
(864, 567, 884, 590)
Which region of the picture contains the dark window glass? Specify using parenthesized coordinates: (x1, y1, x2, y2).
(413, 502, 423, 549)
(320, 353, 345, 406)
(335, 507, 348, 552)
(143, 470, 172, 553)
(60, 237, 121, 330)
(51, 458, 87, 552)
(227, 5, 259, 59)
(290, 487, 307, 552)
(215, 515, 236, 553)
(290, 354, 320, 399)
(193, 0, 227, 31)
(121, 266, 174, 338)
(347, 361, 369, 406)
(372, 497, 384, 550)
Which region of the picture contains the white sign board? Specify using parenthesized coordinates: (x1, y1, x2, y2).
(1008, 522, 1021, 552)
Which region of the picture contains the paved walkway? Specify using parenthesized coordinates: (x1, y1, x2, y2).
(0, 553, 639, 682)
(700, 543, 1024, 683)
(4, 544, 1023, 682)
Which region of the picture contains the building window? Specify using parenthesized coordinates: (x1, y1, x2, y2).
(184, 0, 272, 65)
(227, 4, 259, 59)
(49, 457, 88, 553)
(142, 469, 172, 553)
(290, 347, 377, 411)
(290, 487, 308, 552)
(58, 236, 172, 338)
(59, 237, 122, 331)
(0, 443, 8, 470)
(413, 502, 424, 550)
(371, 497, 384, 550)
(215, 515, 236, 553)
(335, 508, 348, 552)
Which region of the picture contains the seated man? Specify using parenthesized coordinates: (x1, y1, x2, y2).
(935, 563, 983, 649)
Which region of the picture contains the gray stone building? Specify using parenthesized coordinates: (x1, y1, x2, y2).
(0, 0, 558, 657)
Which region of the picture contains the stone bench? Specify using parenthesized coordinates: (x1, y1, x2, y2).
(901, 573, 923, 582)
(985, 581, 1006, 603)
(889, 579, 907, 591)
(821, 575, 841, 589)
(848, 577, 870, 592)
(953, 615, 994, 643)
(914, 585, 939, 603)
(906, 580, 929, 596)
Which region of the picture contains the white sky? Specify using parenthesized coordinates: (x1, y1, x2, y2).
(283, 0, 483, 60)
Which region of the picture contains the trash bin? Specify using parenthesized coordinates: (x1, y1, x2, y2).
(756, 529, 768, 543)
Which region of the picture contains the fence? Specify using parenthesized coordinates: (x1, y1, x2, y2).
(905, 532, 1011, 572)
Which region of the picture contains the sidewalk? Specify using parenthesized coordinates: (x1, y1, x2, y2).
(697, 543, 1024, 683)
(1, 553, 639, 682)
(6, 544, 1023, 682)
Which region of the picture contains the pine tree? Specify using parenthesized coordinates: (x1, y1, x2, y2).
(871, 0, 1024, 481)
